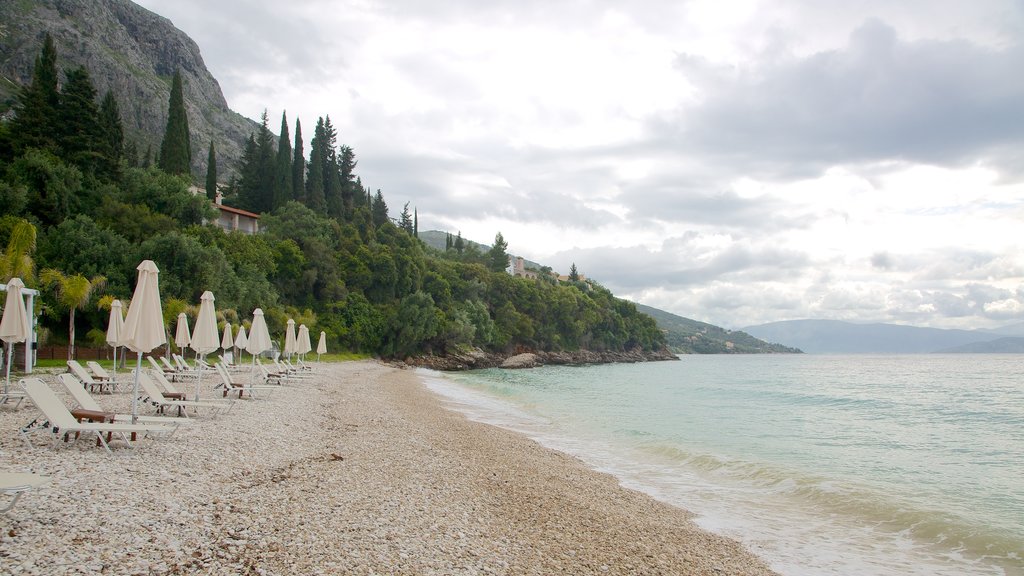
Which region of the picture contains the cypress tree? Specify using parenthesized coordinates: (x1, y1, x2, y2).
(158, 69, 192, 176)
(98, 91, 124, 178)
(274, 112, 292, 209)
(255, 110, 276, 212)
(292, 118, 305, 203)
(414, 208, 418, 238)
(205, 140, 218, 200)
(306, 117, 327, 213)
(371, 189, 388, 227)
(339, 145, 357, 216)
(13, 33, 60, 152)
(323, 116, 343, 219)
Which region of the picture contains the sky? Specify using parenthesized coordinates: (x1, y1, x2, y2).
(134, 0, 1024, 331)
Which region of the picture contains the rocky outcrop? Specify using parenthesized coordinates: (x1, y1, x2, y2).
(0, 0, 257, 178)
(405, 347, 679, 371)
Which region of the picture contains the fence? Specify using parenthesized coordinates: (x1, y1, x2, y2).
(34, 345, 174, 362)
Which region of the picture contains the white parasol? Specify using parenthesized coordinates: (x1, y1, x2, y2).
(317, 331, 327, 361)
(0, 278, 30, 394)
(119, 261, 166, 423)
(190, 291, 219, 401)
(221, 323, 233, 365)
(174, 312, 191, 352)
(104, 299, 124, 378)
(234, 325, 248, 363)
(283, 318, 297, 360)
(245, 309, 272, 383)
(297, 324, 312, 360)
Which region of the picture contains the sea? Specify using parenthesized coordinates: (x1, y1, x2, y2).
(419, 354, 1024, 576)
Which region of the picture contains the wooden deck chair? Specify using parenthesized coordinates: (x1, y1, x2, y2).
(135, 370, 230, 417)
(56, 374, 189, 436)
(19, 378, 173, 453)
(1, 472, 50, 514)
(67, 360, 113, 394)
(85, 361, 119, 392)
(213, 362, 278, 399)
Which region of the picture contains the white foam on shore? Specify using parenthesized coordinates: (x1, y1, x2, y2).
(419, 369, 1010, 576)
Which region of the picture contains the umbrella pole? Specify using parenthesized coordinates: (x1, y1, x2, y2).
(4, 341, 12, 394)
(131, 352, 142, 424)
(195, 355, 203, 403)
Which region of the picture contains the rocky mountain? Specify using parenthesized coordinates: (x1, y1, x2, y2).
(0, 0, 257, 178)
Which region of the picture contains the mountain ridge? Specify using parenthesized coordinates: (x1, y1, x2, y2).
(0, 0, 256, 177)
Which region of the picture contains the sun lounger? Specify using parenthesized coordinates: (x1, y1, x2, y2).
(213, 362, 278, 399)
(135, 370, 230, 417)
(86, 361, 118, 392)
(19, 378, 174, 453)
(67, 360, 113, 394)
(56, 374, 189, 436)
(254, 358, 286, 384)
(1, 472, 50, 514)
(281, 358, 311, 377)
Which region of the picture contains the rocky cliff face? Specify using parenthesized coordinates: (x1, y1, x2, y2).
(0, 0, 256, 178)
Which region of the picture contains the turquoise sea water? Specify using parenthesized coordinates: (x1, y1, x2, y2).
(420, 354, 1024, 576)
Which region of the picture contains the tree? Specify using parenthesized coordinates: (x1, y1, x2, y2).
(569, 263, 580, 282)
(291, 118, 305, 203)
(158, 70, 192, 176)
(40, 268, 106, 360)
(487, 232, 510, 273)
(0, 217, 37, 283)
(205, 140, 218, 200)
(98, 91, 124, 178)
(274, 112, 293, 209)
(370, 190, 388, 227)
(399, 202, 414, 234)
(454, 231, 464, 254)
(7, 148, 82, 226)
(12, 33, 60, 153)
(306, 117, 327, 212)
(56, 67, 103, 174)
(339, 145, 357, 216)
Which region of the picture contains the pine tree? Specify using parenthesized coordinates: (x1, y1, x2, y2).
(57, 67, 102, 173)
(446, 232, 453, 252)
(13, 33, 60, 152)
(399, 202, 414, 234)
(414, 208, 418, 238)
(371, 189, 388, 227)
(323, 116, 343, 219)
(158, 70, 192, 176)
(205, 140, 218, 200)
(291, 118, 305, 203)
(98, 91, 124, 178)
(488, 232, 510, 272)
(274, 111, 292, 209)
(569, 263, 580, 282)
(455, 232, 464, 254)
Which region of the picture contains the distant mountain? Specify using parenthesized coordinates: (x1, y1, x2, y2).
(937, 337, 1024, 353)
(636, 305, 801, 354)
(984, 321, 1024, 337)
(0, 0, 258, 177)
(418, 230, 491, 254)
(742, 319, 1005, 354)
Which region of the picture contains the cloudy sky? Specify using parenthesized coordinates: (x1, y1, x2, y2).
(135, 0, 1024, 330)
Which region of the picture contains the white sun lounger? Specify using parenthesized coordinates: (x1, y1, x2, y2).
(85, 361, 118, 391)
(1, 472, 50, 514)
(67, 360, 113, 394)
(19, 378, 174, 453)
(213, 362, 279, 399)
(135, 370, 230, 417)
(56, 374, 189, 436)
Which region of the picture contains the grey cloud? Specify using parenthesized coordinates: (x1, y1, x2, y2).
(657, 18, 1024, 181)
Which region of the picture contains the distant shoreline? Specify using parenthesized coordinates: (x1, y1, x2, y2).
(403, 347, 680, 370)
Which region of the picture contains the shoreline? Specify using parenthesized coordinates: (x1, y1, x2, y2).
(405, 347, 680, 371)
(0, 361, 777, 575)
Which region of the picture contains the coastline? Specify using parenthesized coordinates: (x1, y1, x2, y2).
(0, 360, 775, 575)
(405, 347, 680, 371)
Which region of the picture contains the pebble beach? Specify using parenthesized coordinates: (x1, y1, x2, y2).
(0, 360, 779, 575)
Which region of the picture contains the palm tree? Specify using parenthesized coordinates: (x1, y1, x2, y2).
(40, 269, 106, 360)
(0, 218, 37, 283)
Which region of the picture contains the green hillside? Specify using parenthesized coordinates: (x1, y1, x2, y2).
(635, 305, 802, 354)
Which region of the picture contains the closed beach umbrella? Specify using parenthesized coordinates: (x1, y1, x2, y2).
(317, 331, 327, 361)
(246, 309, 272, 384)
(221, 323, 233, 351)
(105, 299, 124, 378)
(284, 318, 297, 359)
(297, 324, 312, 359)
(174, 312, 191, 351)
(119, 260, 166, 423)
(234, 325, 248, 362)
(1, 278, 31, 394)
(190, 291, 219, 401)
